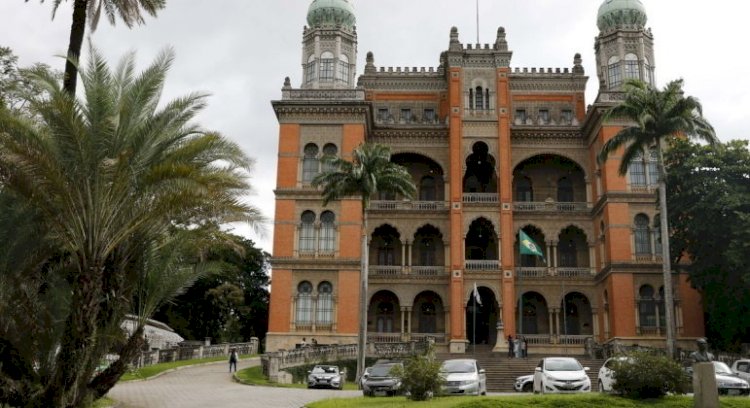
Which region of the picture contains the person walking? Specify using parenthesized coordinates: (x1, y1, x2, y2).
(507, 335, 514, 358)
(228, 348, 238, 373)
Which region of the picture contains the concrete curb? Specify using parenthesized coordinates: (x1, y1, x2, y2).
(124, 356, 260, 383)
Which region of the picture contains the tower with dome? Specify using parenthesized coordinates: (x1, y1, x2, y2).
(266, 0, 705, 360)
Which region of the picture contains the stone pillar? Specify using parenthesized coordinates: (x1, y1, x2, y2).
(400, 307, 408, 341)
(407, 240, 412, 267)
(546, 242, 552, 274)
(401, 241, 406, 268)
(693, 362, 719, 408)
(634, 300, 641, 335)
(552, 242, 558, 269)
(589, 244, 597, 275)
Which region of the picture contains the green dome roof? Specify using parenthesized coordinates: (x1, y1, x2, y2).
(307, 0, 356, 30)
(597, 0, 647, 32)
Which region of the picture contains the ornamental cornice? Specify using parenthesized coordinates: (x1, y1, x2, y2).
(508, 76, 588, 92)
(359, 76, 447, 92)
(272, 103, 370, 124)
(511, 128, 585, 146)
(370, 128, 448, 141)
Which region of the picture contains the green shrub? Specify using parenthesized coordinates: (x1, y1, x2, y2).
(391, 343, 443, 401)
(611, 351, 689, 398)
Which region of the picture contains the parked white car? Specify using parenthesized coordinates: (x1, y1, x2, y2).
(597, 356, 632, 393)
(533, 357, 591, 394)
(713, 361, 750, 396)
(514, 374, 534, 392)
(440, 358, 487, 396)
(731, 359, 750, 383)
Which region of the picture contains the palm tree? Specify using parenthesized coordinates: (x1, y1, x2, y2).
(0, 46, 261, 407)
(29, 0, 166, 94)
(597, 78, 716, 358)
(312, 143, 416, 383)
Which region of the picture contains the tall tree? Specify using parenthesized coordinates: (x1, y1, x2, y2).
(0, 46, 261, 407)
(29, 0, 165, 94)
(598, 78, 717, 358)
(312, 143, 416, 382)
(665, 138, 750, 351)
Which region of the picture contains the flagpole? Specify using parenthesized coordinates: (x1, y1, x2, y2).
(473, 291, 477, 355)
(476, 0, 479, 44)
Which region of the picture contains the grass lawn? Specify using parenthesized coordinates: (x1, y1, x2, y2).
(91, 397, 115, 407)
(235, 365, 359, 390)
(120, 354, 256, 381)
(306, 394, 750, 408)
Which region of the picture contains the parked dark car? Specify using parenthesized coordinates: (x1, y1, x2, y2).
(307, 365, 344, 389)
(362, 362, 403, 396)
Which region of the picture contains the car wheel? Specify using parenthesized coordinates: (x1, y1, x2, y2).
(523, 383, 533, 393)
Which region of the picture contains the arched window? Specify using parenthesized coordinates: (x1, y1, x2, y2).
(378, 238, 396, 265)
(608, 56, 622, 88)
(302, 143, 319, 183)
(624, 53, 640, 80)
(321, 143, 338, 173)
(418, 237, 437, 266)
(296, 281, 313, 324)
(516, 177, 533, 202)
(653, 216, 662, 255)
(319, 51, 334, 82)
(628, 151, 646, 187)
(639, 285, 656, 328)
(647, 147, 659, 187)
(468, 88, 474, 109)
(319, 211, 336, 253)
(316, 282, 333, 325)
(634, 214, 651, 255)
(419, 176, 436, 201)
(305, 54, 316, 83)
(336, 54, 350, 84)
(475, 86, 484, 110)
(557, 177, 574, 202)
(643, 57, 653, 85)
(658, 286, 666, 328)
(299, 211, 316, 253)
(559, 239, 577, 267)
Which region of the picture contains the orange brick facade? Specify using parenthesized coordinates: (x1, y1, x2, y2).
(266, 0, 705, 354)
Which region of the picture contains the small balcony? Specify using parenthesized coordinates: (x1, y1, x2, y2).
(464, 260, 500, 271)
(463, 193, 499, 204)
(370, 200, 448, 211)
(513, 201, 589, 213)
(515, 267, 593, 278)
(369, 265, 449, 278)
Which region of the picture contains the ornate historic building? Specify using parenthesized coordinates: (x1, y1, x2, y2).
(266, 0, 705, 354)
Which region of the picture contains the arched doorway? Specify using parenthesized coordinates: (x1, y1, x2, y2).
(463, 142, 497, 193)
(561, 292, 592, 335)
(465, 218, 498, 260)
(368, 290, 401, 334)
(465, 286, 498, 345)
(516, 291, 549, 335)
(412, 291, 445, 335)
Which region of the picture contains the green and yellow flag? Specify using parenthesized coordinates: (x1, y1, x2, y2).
(519, 229, 546, 263)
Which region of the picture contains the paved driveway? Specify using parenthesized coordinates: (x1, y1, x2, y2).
(107, 358, 361, 408)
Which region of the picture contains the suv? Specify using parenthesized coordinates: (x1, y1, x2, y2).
(307, 365, 344, 389)
(362, 362, 403, 396)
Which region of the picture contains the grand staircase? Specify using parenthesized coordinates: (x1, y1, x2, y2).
(437, 346, 606, 392)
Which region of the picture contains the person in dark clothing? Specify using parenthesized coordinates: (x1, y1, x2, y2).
(507, 335, 514, 358)
(229, 348, 238, 373)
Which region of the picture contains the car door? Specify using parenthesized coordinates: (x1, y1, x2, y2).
(476, 361, 487, 394)
(533, 359, 544, 393)
(734, 361, 750, 382)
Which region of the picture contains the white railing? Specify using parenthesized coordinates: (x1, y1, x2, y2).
(370, 200, 447, 211)
(368, 333, 402, 343)
(518, 334, 551, 344)
(465, 260, 500, 271)
(557, 267, 591, 277)
(369, 265, 402, 276)
(412, 266, 446, 276)
(462, 193, 499, 203)
(516, 267, 547, 278)
(513, 201, 589, 212)
(558, 335, 590, 345)
(411, 333, 447, 344)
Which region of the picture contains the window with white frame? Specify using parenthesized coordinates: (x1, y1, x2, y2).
(316, 281, 334, 325)
(319, 211, 336, 253)
(624, 53, 640, 80)
(299, 211, 316, 253)
(305, 55, 316, 84)
(296, 281, 313, 324)
(629, 152, 646, 187)
(638, 284, 657, 328)
(608, 56, 622, 88)
(319, 51, 334, 82)
(321, 143, 338, 173)
(336, 54, 349, 84)
(302, 143, 320, 183)
(634, 214, 651, 255)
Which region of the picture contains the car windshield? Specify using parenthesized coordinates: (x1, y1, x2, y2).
(545, 359, 582, 371)
(713, 362, 733, 375)
(370, 365, 398, 376)
(441, 360, 475, 373)
(312, 366, 338, 374)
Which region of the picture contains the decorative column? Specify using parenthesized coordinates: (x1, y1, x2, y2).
(548, 308, 555, 343)
(401, 241, 406, 268)
(407, 240, 412, 268)
(592, 307, 600, 339)
(400, 307, 407, 341)
(546, 241, 552, 275)
(589, 244, 597, 275)
(492, 301, 508, 352)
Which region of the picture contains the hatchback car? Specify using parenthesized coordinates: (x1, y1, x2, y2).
(514, 374, 533, 392)
(307, 365, 344, 389)
(533, 357, 591, 394)
(440, 358, 487, 396)
(362, 362, 403, 396)
(713, 361, 750, 396)
(731, 359, 750, 383)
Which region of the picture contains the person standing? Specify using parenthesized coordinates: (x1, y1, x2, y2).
(521, 337, 528, 358)
(228, 348, 238, 373)
(507, 335, 514, 358)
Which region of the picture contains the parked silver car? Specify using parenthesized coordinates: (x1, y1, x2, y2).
(713, 361, 750, 396)
(514, 374, 533, 392)
(440, 358, 487, 396)
(307, 365, 344, 389)
(361, 362, 403, 396)
(533, 357, 591, 394)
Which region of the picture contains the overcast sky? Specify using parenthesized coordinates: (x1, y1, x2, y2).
(1, 0, 747, 254)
